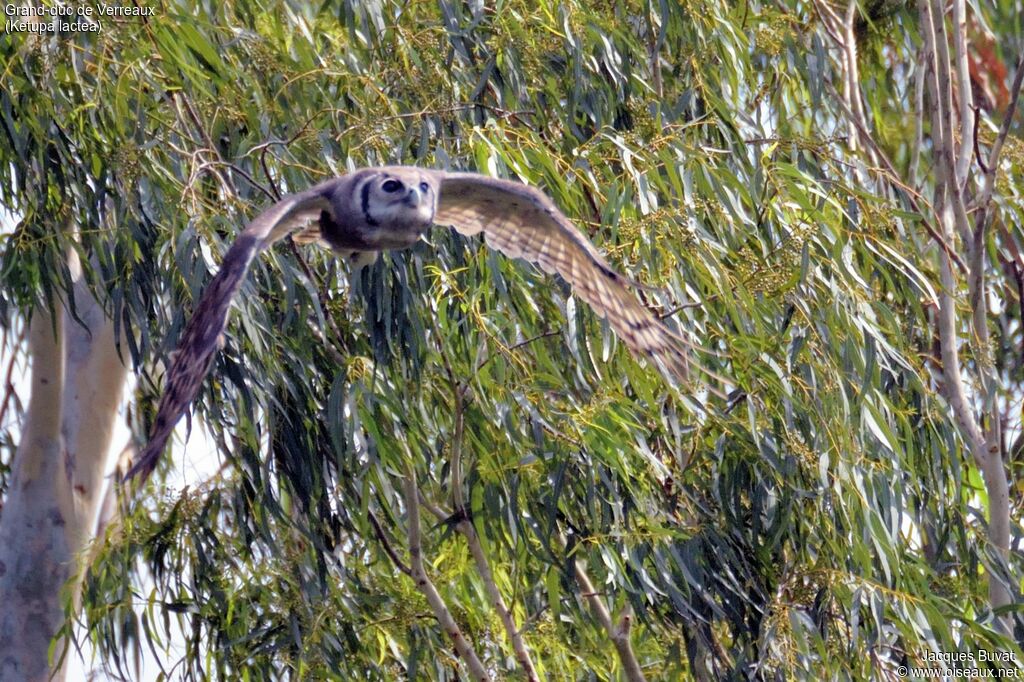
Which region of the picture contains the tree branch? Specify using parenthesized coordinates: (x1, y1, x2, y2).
(0, 325, 26, 430)
(368, 508, 412, 576)
(447, 387, 540, 681)
(970, 53, 1024, 222)
(403, 472, 490, 681)
(558, 533, 647, 682)
(909, 47, 927, 185)
(950, 0, 975, 187)
(918, 0, 1012, 623)
(826, 81, 967, 273)
(60, 246, 130, 549)
(926, 0, 974, 247)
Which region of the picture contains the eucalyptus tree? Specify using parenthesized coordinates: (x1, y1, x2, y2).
(0, 0, 1021, 680)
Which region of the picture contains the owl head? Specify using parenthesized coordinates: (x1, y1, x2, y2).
(360, 167, 438, 230)
(314, 166, 441, 251)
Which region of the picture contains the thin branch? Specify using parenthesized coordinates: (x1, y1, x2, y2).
(999, 224, 1024, 327)
(973, 105, 989, 174)
(917, 0, 986, 458)
(475, 329, 560, 374)
(340, 104, 538, 145)
(987, 54, 1024, 170)
(432, 319, 538, 677)
(971, 53, 1024, 219)
(174, 92, 239, 203)
(558, 532, 647, 682)
(814, 0, 874, 167)
(93, 441, 135, 542)
(645, 5, 663, 100)
(951, 0, 975, 186)
(812, 0, 844, 50)
(304, 321, 348, 366)
(403, 472, 490, 681)
(917, 0, 950, 183)
(367, 508, 412, 576)
(417, 487, 449, 523)
(0, 325, 26, 429)
(247, 115, 332, 157)
(447, 387, 540, 680)
(909, 48, 927, 185)
(929, 0, 997, 466)
(935, 206, 985, 456)
(285, 238, 351, 356)
(224, 162, 278, 203)
(659, 301, 705, 319)
(927, 0, 974, 246)
(842, 0, 875, 166)
(826, 81, 967, 272)
(449, 386, 467, 512)
(1015, 264, 1024, 337)
(245, 103, 536, 176)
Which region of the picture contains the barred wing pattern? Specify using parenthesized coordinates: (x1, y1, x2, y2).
(126, 191, 330, 480)
(130, 169, 695, 482)
(435, 172, 690, 383)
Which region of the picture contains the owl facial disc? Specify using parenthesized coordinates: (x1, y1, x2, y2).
(368, 171, 435, 229)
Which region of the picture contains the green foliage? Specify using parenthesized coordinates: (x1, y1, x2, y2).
(2, 0, 1023, 679)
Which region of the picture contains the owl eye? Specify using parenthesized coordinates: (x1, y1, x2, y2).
(381, 179, 403, 193)
(419, 182, 430, 193)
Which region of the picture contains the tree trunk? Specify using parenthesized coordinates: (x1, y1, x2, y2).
(0, 247, 128, 681)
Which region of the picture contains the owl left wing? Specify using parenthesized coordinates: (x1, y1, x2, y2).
(126, 188, 333, 481)
(433, 171, 690, 384)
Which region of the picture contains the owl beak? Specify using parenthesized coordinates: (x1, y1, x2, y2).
(405, 187, 422, 207)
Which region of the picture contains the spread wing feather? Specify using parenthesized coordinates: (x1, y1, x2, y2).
(130, 169, 699, 482)
(126, 190, 331, 480)
(434, 172, 690, 383)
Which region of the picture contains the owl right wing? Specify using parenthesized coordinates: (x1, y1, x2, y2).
(126, 187, 333, 481)
(433, 171, 693, 385)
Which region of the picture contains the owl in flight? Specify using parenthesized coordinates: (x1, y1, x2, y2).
(126, 167, 695, 480)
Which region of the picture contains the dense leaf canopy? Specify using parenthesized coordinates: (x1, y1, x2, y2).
(1, 0, 1022, 679)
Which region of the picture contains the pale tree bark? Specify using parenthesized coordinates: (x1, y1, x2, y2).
(814, 0, 875, 170)
(819, 0, 1019, 631)
(0, 300, 67, 681)
(919, 0, 1015, 625)
(0, 242, 128, 681)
